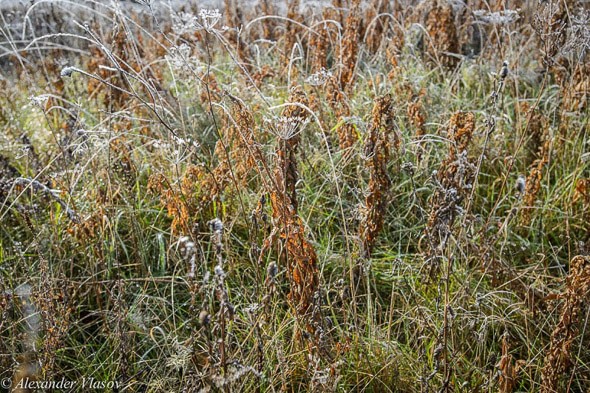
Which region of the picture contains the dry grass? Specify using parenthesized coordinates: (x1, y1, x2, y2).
(0, 0, 589, 391)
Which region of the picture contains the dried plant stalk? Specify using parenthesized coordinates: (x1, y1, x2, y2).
(561, 62, 590, 113)
(518, 102, 549, 165)
(309, 18, 330, 72)
(211, 97, 259, 192)
(270, 194, 320, 323)
(283, 0, 303, 68)
(365, 1, 390, 54)
(192, 96, 261, 214)
(339, 0, 361, 91)
(148, 173, 191, 235)
(497, 334, 524, 393)
(276, 87, 309, 213)
(259, 0, 276, 41)
(386, 21, 405, 80)
(270, 87, 319, 327)
(359, 94, 396, 257)
(407, 88, 427, 139)
(425, 112, 476, 275)
(326, 76, 358, 151)
(425, 0, 459, 68)
(541, 255, 590, 393)
(520, 138, 550, 226)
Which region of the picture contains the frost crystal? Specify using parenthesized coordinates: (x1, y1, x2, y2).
(209, 218, 223, 234)
(305, 68, 332, 86)
(473, 9, 519, 24)
(165, 43, 193, 70)
(199, 9, 222, 30)
(562, 9, 590, 58)
(171, 12, 200, 35)
(60, 66, 77, 77)
(29, 94, 49, 107)
(172, 134, 200, 149)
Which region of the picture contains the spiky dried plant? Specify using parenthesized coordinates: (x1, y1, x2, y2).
(364, 1, 390, 54)
(210, 96, 260, 195)
(269, 87, 320, 331)
(309, 17, 331, 72)
(385, 23, 405, 80)
(194, 96, 261, 211)
(518, 102, 549, 165)
(425, 112, 476, 275)
(425, 0, 459, 68)
(259, 0, 276, 41)
(339, 0, 361, 91)
(541, 255, 590, 393)
(497, 333, 524, 393)
(520, 138, 550, 227)
(326, 76, 358, 151)
(359, 94, 396, 258)
(407, 87, 427, 142)
(148, 173, 191, 235)
(282, 0, 303, 69)
(561, 61, 590, 113)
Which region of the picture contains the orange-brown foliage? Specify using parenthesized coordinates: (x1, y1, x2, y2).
(359, 94, 396, 257)
(541, 255, 590, 392)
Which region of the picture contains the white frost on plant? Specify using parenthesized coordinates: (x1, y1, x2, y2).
(199, 9, 222, 30)
(60, 66, 77, 77)
(305, 67, 332, 86)
(171, 12, 200, 35)
(473, 9, 520, 24)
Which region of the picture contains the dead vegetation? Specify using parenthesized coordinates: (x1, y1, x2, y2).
(0, 0, 589, 391)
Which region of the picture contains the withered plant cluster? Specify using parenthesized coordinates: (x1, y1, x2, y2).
(0, 0, 589, 391)
(541, 256, 590, 392)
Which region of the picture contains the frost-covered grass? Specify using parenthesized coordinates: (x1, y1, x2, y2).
(1, 0, 589, 392)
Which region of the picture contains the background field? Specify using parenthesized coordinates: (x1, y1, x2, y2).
(0, 0, 589, 391)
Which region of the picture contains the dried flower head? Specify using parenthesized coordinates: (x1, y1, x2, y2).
(515, 175, 526, 195)
(199, 310, 210, 326)
(60, 66, 77, 77)
(264, 115, 310, 140)
(305, 68, 333, 86)
(165, 44, 202, 73)
(171, 12, 200, 35)
(199, 9, 223, 30)
(267, 262, 278, 279)
(214, 264, 225, 279)
(473, 9, 520, 25)
(29, 94, 50, 108)
(208, 218, 223, 234)
(562, 9, 590, 59)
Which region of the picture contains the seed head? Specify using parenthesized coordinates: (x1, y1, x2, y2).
(199, 310, 210, 326)
(267, 262, 278, 279)
(515, 174, 526, 195)
(214, 264, 225, 278)
(208, 218, 223, 233)
(60, 66, 77, 77)
(500, 61, 509, 79)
